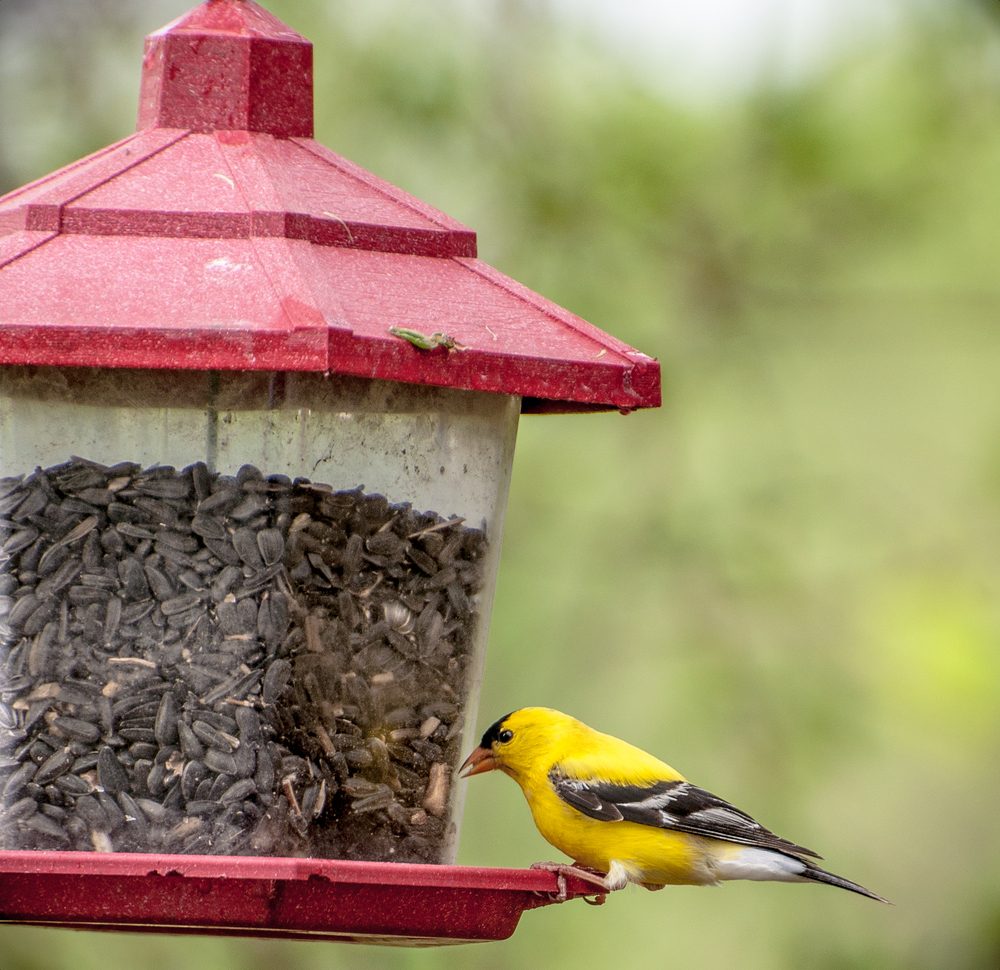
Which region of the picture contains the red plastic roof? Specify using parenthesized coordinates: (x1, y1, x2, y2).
(0, 0, 660, 413)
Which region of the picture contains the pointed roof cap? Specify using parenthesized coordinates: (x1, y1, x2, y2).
(138, 0, 313, 137)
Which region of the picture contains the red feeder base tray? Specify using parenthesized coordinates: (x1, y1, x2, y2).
(0, 851, 598, 945)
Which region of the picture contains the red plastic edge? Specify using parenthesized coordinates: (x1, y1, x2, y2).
(0, 851, 597, 944)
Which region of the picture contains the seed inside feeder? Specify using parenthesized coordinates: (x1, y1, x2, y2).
(0, 457, 486, 862)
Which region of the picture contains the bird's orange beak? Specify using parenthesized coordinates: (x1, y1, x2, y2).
(460, 745, 497, 778)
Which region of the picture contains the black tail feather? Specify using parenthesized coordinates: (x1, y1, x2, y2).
(801, 863, 891, 903)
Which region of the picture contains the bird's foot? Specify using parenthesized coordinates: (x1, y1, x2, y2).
(530, 861, 610, 905)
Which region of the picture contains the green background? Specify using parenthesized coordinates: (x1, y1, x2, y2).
(2, 1, 1000, 967)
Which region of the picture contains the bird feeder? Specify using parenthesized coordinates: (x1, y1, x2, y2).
(0, 0, 660, 945)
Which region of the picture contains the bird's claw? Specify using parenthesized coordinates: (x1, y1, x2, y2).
(555, 871, 568, 902)
(530, 861, 570, 901)
(530, 861, 610, 904)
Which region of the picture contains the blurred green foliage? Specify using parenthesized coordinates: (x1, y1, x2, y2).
(2, 1, 1000, 967)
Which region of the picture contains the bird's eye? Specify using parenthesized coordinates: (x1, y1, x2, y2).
(497, 728, 514, 744)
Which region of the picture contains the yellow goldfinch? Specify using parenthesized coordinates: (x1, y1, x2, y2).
(461, 708, 887, 903)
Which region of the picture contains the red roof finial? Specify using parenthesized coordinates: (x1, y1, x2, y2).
(137, 0, 313, 137)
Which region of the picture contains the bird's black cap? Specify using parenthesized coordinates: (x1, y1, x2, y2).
(479, 712, 515, 748)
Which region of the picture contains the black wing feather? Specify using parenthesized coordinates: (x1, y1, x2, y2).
(556, 783, 627, 821)
(549, 771, 822, 859)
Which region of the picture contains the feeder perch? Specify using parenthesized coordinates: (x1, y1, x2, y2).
(0, 0, 660, 945)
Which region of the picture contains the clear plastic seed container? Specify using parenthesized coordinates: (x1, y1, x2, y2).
(0, 366, 518, 862)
